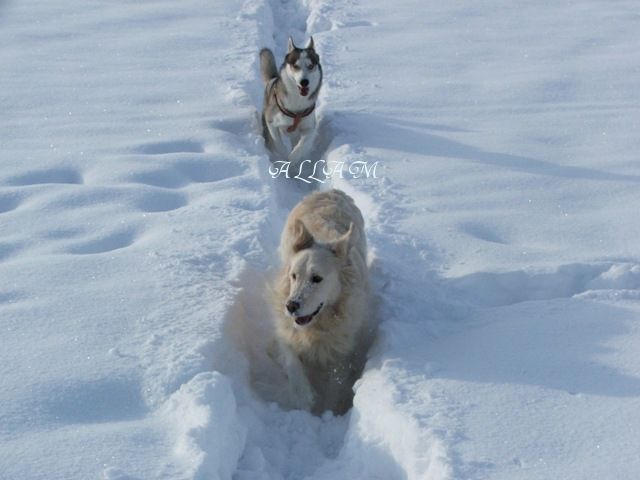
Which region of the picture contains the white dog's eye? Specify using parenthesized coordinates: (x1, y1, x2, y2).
(311, 274, 323, 283)
(308, 64, 315, 70)
(291, 272, 297, 280)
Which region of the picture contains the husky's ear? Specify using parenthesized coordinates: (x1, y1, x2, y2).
(332, 223, 354, 258)
(292, 219, 314, 252)
(287, 36, 297, 53)
(306, 36, 315, 50)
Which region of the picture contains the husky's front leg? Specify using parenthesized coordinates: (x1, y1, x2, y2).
(288, 125, 316, 164)
(266, 121, 290, 159)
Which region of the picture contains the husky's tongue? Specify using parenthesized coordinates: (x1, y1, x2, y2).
(298, 86, 309, 96)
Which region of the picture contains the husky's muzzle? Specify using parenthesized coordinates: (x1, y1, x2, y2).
(298, 79, 310, 96)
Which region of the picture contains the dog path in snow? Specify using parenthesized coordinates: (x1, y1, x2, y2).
(210, 0, 466, 478)
(210, 0, 464, 478)
(197, 0, 377, 479)
(230, 0, 353, 477)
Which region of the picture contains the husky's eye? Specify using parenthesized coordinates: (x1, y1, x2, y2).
(291, 64, 301, 71)
(308, 64, 315, 70)
(291, 272, 297, 280)
(311, 274, 323, 283)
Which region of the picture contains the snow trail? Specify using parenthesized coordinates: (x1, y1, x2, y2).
(207, 1, 460, 479)
(221, 1, 357, 478)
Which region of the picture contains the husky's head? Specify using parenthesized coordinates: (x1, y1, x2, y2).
(284, 219, 353, 328)
(283, 37, 322, 97)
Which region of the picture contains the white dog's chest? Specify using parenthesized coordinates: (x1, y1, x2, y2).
(287, 324, 353, 367)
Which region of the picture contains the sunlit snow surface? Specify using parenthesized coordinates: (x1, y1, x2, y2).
(1, 0, 640, 479)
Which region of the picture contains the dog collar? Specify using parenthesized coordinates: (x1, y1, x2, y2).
(275, 95, 315, 133)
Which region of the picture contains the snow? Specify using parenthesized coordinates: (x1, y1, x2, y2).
(2, 0, 640, 479)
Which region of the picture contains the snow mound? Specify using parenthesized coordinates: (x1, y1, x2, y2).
(161, 372, 246, 480)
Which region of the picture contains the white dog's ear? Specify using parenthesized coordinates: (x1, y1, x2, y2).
(287, 36, 297, 53)
(292, 219, 314, 252)
(306, 36, 314, 50)
(332, 223, 354, 258)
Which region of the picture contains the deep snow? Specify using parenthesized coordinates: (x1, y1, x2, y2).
(1, 0, 640, 479)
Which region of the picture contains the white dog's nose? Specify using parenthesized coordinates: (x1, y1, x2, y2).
(300, 78, 309, 87)
(286, 300, 300, 314)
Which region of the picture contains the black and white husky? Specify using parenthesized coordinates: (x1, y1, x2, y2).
(260, 37, 322, 163)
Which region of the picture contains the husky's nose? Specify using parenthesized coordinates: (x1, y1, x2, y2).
(286, 300, 300, 314)
(300, 79, 309, 87)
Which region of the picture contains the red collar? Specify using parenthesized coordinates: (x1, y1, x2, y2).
(275, 95, 316, 132)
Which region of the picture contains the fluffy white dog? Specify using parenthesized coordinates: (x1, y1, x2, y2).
(270, 189, 372, 415)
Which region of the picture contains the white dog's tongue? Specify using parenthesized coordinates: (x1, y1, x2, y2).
(294, 303, 323, 326)
(295, 315, 313, 326)
(298, 86, 309, 96)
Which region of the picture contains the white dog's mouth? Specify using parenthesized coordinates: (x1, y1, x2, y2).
(298, 85, 309, 96)
(294, 302, 323, 326)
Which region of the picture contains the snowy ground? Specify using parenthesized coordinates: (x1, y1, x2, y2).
(2, 0, 640, 479)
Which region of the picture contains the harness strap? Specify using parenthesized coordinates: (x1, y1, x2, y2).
(274, 94, 316, 133)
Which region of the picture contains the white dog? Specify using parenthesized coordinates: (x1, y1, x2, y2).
(270, 189, 372, 415)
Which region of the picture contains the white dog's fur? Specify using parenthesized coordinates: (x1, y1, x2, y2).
(270, 189, 372, 415)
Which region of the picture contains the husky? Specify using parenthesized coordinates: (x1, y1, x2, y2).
(260, 36, 322, 164)
(269, 189, 373, 415)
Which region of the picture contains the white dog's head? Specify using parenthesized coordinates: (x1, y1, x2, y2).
(283, 37, 322, 97)
(284, 219, 353, 328)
